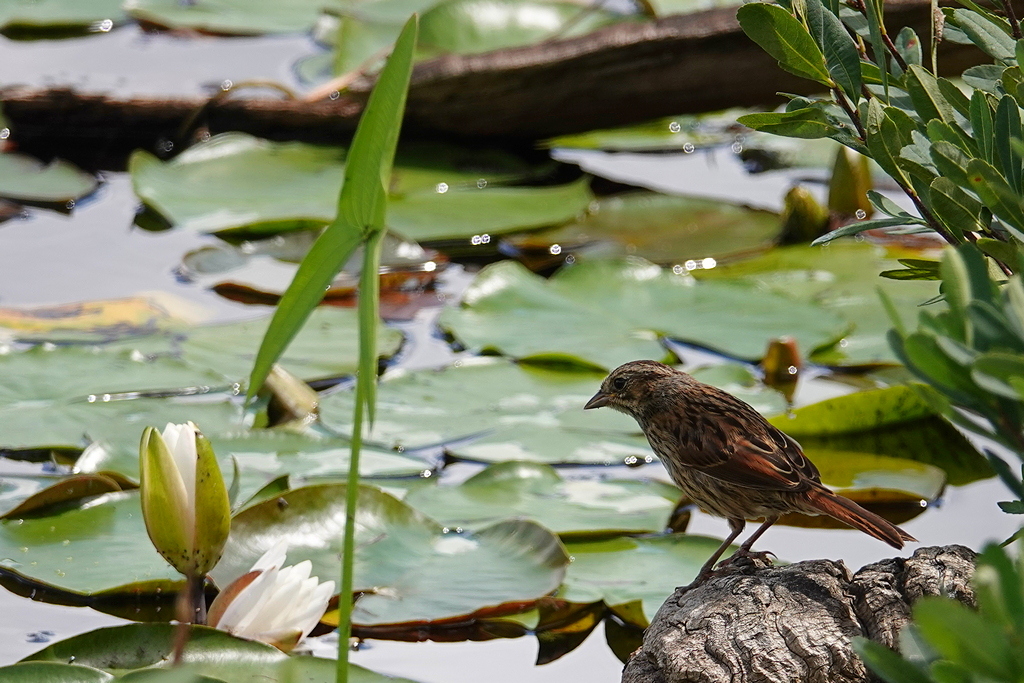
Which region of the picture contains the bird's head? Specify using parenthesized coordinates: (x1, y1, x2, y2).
(584, 360, 678, 417)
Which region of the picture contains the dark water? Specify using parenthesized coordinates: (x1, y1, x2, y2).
(0, 25, 1019, 681)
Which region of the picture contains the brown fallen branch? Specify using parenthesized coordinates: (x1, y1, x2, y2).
(621, 545, 976, 683)
(0, 0, 999, 165)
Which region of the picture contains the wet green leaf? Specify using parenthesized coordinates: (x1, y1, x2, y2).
(0, 662, 114, 682)
(541, 114, 734, 152)
(404, 461, 681, 535)
(767, 385, 989, 485)
(214, 483, 569, 626)
(127, 0, 338, 34)
(966, 158, 1024, 238)
(737, 3, 832, 86)
(130, 133, 589, 242)
(695, 241, 938, 366)
(22, 623, 417, 682)
(0, 491, 180, 597)
(905, 65, 956, 124)
(320, 357, 785, 461)
(953, 8, 1016, 62)
(0, 153, 98, 205)
(507, 191, 780, 265)
(419, 0, 622, 56)
(0, 0, 123, 33)
(440, 258, 846, 368)
(737, 108, 835, 138)
(559, 534, 732, 623)
(973, 352, 1024, 399)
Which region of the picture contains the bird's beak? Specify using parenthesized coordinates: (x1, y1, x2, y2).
(584, 391, 610, 410)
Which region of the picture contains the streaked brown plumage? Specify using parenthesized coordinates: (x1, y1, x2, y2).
(585, 360, 916, 588)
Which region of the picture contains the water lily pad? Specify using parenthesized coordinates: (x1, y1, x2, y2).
(507, 191, 780, 265)
(0, 345, 229, 406)
(130, 133, 588, 241)
(127, 0, 338, 35)
(542, 112, 739, 151)
(0, 491, 179, 597)
(214, 483, 569, 626)
(404, 461, 681, 535)
(320, 357, 786, 463)
(694, 241, 940, 366)
(0, 0, 123, 34)
(769, 385, 991, 486)
(804, 450, 945, 503)
(0, 152, 98, 205)
(0, 662, 113, 682)
(439, 258, 847, 368)
(559, 534, 732, 623)
(22, 623, 419, 683)
(0, 393, 243, 458)
(418, 0, 623, 56)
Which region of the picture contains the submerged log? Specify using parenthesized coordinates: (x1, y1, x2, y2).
(0, 0, 999, 165)
(621, 545, 976, 683)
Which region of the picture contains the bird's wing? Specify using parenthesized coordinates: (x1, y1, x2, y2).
(662, 392, 820, 492)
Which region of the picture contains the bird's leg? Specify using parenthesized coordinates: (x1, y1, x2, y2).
(675, 518, 745, 593)
(719, 516, 779, 566)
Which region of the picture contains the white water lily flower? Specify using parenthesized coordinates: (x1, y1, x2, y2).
(208, 540, 336, 652)
(139, 422, 230, 577)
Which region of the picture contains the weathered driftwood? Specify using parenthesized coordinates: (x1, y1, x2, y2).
(622, 545, 976, 683)
(0, 0, 1000, 164)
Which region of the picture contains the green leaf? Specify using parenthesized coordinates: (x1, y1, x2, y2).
(865, 101, 915, 187)
(854, 638, 932, 683)
(998, 500, 1024, 512)
(973, 352, 1024, 399)
(698, 241, 940, 367)
(811, 216, 925, 245)
(953, 8, 1016, 62)
(507, 191, 781, 265)
(930, 140, 975, 189)
(212, 483, 569, 626)
(737, 3, 832, 86)
(246, 16, 417, 402)
(0, 0, 125, 33)
(0, 663, 114, 682)
(439, 258, 847, 367)
(403, 461, 682, 536)
(21, 623, 411, 683)
(926, 119, 979, 159)
(126, 0, 333, 34)
(737, 108, 835, 138)
(966, 158, 1024, 237)
(914, 596, 1023, 680)
(418, 0, 622, 55)
(906, 65, 956, 124)
(560, 534, 737, 622)
(995, 95, 1023, 193)
(937, 77, 973, 118)
(929, 176, 983, 238)
(811, 0, 862, 99)
(894, 26, 922, 66)
(320, 357, 785, 459)
(972, 90, 996, 164)
(770, 385, 934, 434)
(0, 153, 99, 205)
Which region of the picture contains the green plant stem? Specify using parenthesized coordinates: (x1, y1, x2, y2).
(833, 88, 867, 140)
(336, 231, 386, 683)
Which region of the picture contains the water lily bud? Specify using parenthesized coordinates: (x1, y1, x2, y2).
(139, 422, 231, 577)
(208, 540, 336, 652)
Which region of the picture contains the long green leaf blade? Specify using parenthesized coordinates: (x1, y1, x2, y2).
(245, 17, 418, 403)
(737, 3, 833, 86)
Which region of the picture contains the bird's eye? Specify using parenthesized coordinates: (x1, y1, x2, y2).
(611, 377, 627, 392)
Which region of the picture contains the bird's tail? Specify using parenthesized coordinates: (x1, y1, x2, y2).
(803, 487, 917, 549)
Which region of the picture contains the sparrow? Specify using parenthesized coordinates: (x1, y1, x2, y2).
(585, 360, 916, 589)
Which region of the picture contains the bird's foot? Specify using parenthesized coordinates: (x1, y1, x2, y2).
(674, 571, 714, 594)
(717, 548, 777, 569)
